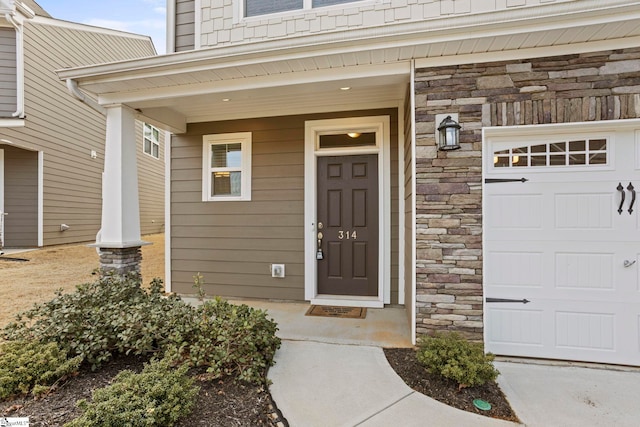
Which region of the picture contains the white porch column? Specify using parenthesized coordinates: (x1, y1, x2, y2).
(96, 104, 148, 275)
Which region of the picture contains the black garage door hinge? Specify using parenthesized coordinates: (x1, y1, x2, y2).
(485, 297, 530, 304)
(484, 178, 528, 184)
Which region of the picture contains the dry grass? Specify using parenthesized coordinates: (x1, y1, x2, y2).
(0, 234, 165, 328)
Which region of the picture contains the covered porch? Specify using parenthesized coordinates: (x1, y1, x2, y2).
(56, 0, 640, 347)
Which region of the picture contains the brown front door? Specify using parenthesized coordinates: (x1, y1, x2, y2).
(317, 155, 378, 296)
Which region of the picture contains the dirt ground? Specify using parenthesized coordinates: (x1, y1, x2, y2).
(0, 234, 165, 328)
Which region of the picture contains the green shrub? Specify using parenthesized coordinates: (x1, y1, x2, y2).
(2, 273, 192, 370)
(164, 297, 281, 384)
(3, 273, 281, 385)
(417, 332, 499, 389)
(65, 357, 198, 427)
(0, 340, 82, 399)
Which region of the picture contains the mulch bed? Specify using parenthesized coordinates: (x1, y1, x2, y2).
(2, 348, 519, 426)
(1, 354, 278, 426)
(384, 348, 520, 423)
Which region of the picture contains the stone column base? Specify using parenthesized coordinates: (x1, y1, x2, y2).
(98, 246, 142, 277)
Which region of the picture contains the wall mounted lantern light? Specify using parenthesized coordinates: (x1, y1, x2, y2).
(437, 115, 461, 151)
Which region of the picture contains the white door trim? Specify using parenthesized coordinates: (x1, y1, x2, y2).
(304, 116, 391, 308)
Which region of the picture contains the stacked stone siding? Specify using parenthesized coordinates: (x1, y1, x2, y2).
(99, 247, 143, 276)
(413, 47, 640, 340)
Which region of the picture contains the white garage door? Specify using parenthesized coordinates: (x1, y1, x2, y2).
(484, 124, 640, 366)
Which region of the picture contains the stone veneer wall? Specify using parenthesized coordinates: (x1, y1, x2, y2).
(413, 47, 640, 340)
(99, 247, 143, 276)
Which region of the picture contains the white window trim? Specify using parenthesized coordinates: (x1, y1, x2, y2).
(143, 123, 160, 159)
(202, 132, 252, 202)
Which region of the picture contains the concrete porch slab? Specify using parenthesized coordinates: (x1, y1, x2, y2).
(228, 299, 413, 348)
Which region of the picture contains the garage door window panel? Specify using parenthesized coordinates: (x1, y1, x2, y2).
(493, 138, 608, 169)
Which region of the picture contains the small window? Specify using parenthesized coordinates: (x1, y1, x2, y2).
(244, 0, 359, 17)
(202, 133, 252, 201)
(143, 123, 160, 159)
(245, 0, 302, 16)
(493, 138, 608, 168)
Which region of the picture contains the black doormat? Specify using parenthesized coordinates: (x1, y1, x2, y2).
(305, 305, 367, 319)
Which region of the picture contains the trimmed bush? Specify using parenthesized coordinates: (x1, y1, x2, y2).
(417, 332, 499, 389)
(164, 297, 281, 384)
(3, 274, 281, 384)
(65, 358, 199, 427)
(2, 273, 192, 370)
(0, 340, 82, 399)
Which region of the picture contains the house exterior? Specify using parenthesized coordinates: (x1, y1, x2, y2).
(59, 0, 640, 367)
(0, 0, 164, 250)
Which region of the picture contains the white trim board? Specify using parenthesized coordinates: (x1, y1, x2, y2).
(304, 116, 391, 308)
(37, 151, 43, 247)
(164, 130, 172, 294)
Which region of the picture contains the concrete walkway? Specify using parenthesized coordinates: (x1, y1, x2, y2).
(232, 300, 640, 427)
(269, 340, 516, 427)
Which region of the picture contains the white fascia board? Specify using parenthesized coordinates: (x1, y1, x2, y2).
(0, 119, 25, 127)
(98, 62, 411, 105)
(56, 0, 640, 84)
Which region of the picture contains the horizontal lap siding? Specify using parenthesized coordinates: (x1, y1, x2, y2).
(136, 123, 165, 236)
(0, 22, 158, 246)
(403, 88, 414, 312)
(175, 0, 195, 51)
(0, 28, 16, 117)
(171, 109, 399, 302)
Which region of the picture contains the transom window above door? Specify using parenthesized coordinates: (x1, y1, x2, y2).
(493, 138, 608, 168)
(244, 0, 361, 17)
(318, 132, 376, 149)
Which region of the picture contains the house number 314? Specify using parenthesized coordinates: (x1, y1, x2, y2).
(337, 230, 357, 240)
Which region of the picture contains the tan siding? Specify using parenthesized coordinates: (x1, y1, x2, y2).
(0, 21, 159, 246)
(403, 87, 414, 313)
(389, 112, 399, 304)
(2, 145, 38, 247)
(175, 0, 195, 52)
(136, 122, 166, 236)
(171, 109, 400, 302)
(0, 28, 16, 117)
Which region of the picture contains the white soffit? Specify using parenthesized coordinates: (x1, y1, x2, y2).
(56, 0, 640, 125)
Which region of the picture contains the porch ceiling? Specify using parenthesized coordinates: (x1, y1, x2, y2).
(56, 0, 640, 131)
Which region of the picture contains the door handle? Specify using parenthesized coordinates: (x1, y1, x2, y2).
(316, 231, 324, 260)
(617, 182, 625, 215)
(627, 182, 636, 215)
